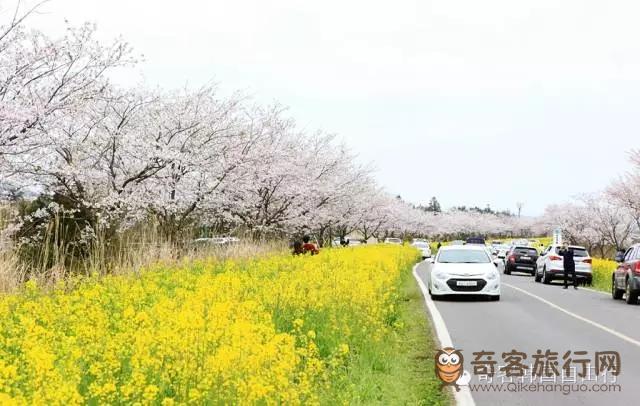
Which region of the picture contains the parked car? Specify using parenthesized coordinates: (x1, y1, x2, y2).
(535, 245, 592, 285)
(612, 244, 640, 304)
(493, 244, 510, 259)
(427, 245, 501, 301)
(504, 245, 539, 275)
(193, 237, 228, 246)
(413, 238, 430, 244)
(466, 237, 486, 245)
(332, 237, 363, 247)
(411, 241, 432, 259)
(384, 237, 402, 245)
(449, 240, 466, 246)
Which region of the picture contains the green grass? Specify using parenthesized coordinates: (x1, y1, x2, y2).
(342, 263, 451, 405)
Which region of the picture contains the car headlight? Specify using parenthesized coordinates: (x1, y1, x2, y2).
(433, 271, 448, 280)
(486, 271, 498, 280)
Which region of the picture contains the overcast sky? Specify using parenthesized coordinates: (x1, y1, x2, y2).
(10, 0, 640, 215)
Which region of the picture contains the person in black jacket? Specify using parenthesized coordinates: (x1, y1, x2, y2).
(561, 245, 577, 289)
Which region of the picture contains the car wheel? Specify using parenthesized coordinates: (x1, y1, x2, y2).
(612, 276, 624, 300)
(534, 268, 542, 282)
(625, 278, 638, 305)
(542, 266, 552, 284)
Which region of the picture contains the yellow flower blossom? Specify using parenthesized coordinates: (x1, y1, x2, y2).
(0, 245, 417, 403)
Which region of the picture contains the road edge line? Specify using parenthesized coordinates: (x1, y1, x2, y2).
(503, 282, 640, 348)
(412, 263, 476, 406)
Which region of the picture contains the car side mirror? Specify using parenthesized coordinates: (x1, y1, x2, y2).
(614, 252, 625, 263)
(428, 257, 435, 264)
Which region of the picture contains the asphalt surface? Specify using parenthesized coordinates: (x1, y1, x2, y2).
(416, 261, 640, 406)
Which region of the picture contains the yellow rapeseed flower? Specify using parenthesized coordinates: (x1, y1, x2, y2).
(0, 245, 418, 404)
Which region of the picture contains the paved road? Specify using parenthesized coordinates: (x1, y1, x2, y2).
(416, 261, 640, 406)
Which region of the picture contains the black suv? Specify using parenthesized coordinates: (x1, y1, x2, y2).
(466, 237, 486, 245)
(504, 245, 539, 276)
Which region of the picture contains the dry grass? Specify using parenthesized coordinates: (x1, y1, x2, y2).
(0, 227, 287, 293)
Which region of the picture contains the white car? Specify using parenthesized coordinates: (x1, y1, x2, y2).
(384, 237, 402, 245)
(193, 237, 228, 245)
(492, 244, 510, 258)
(428, 245, 501, 301)
(413, 238, 430, 244)
(535, 245, 593, 285)
(333, 237, 364, 247)
(513, 239, 530, 247)
(411, 241, 432, 259)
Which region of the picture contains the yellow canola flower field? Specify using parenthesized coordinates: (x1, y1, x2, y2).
(0, 245, 419, 405)
(591, 258, 618, 292)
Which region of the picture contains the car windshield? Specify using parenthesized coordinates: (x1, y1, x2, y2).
(514, 247, 538, 256)
(437, 250, 490, 264)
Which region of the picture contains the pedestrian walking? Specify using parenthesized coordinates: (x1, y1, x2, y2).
(561, 245, 577, 289)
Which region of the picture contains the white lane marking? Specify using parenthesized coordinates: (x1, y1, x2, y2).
(503, 282, 640, 348)
(413, 263, 476, 406)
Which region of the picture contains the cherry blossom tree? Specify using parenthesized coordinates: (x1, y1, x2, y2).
(607, 150, 640, 232)
(1, 3, 135, 198)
